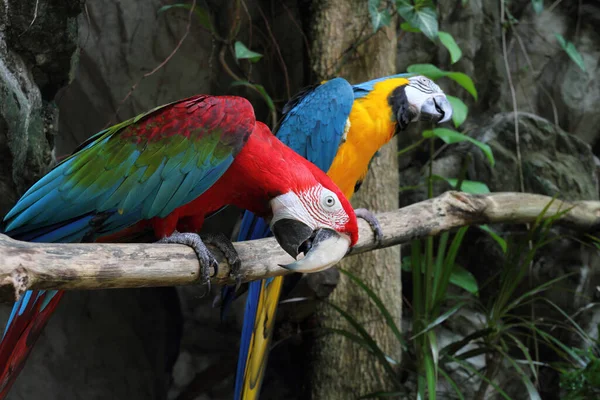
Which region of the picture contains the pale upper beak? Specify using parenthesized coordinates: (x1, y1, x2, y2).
(271, 219, 351, 273)
(420, 95, 452, 124)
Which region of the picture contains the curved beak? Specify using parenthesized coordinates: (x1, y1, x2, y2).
(420, 95, 452, 124)
(271, 219, 351, 273)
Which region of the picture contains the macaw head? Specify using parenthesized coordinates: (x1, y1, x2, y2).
(269, 179, 358, 273)
(390, 75, 453, 131)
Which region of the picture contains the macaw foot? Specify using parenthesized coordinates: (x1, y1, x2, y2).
(201, 232, 242, 289)
(159, 231, 242, 289)
(354, 208, 383, 246)
(158, 231, 218, 288)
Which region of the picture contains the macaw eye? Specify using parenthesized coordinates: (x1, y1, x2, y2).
(319, 188, 342, 213)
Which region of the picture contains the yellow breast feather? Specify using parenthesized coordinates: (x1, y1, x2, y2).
(326, 77, 409, 199)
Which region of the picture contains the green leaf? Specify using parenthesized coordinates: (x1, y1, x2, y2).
(411, 302, 466, 339)
(158, 3, 213, 32)
(430, 175, 490, 194)
(532, 0, 544, 14)
(340, 269, 407, 349)
(449, 357, 513, 400)
(555, 34, 586, 72)
(407, 64, 478, 99)
(478, 225, 507, 253)
(446, 178, 490, 194)
(402, 242, 477, 295)
(446, 95, 468, 127)
(396, 1, 439, 40)
(327, 301, 403, 387)
(234, 41, 263, 63)
(449, 265, 479, 294)
(438, 31, 462, 64)
(439, 369, 465, 400)
(446, 71, 478, 100)
(400, 21, 421, 33)
(497, 346, 542, 400)
(368, 0, 391, 32)
(423, 128, 495, 166)
(407, 63, 446, 79)
(424, 335, 438, 400)
(230, 81, 275, 112)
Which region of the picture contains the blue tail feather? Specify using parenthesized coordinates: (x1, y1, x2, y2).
(233, 280, 262, 400)
(220, 212, 272, 317)
(230, 211, 275, 400)
(2, 216, 92, 339)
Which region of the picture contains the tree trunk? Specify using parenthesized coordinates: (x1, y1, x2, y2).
(309, 1, 402, 398)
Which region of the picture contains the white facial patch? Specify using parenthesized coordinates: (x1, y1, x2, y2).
(269, 185, 349, 231)
(404, 76, 445, 121)
(270, 191, 316, 230)
(408, 75, 442, 94)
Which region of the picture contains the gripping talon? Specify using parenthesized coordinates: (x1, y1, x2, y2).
(355, 208, 383, 246)
(198, 232, 242, 283)
(158, 231, 217, 286)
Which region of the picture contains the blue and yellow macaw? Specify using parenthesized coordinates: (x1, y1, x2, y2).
(232, 74, 453, 399)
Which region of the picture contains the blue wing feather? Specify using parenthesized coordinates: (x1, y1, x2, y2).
(276, 77, 353, 170)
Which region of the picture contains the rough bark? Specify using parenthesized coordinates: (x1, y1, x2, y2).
(309, 1, 401, 397)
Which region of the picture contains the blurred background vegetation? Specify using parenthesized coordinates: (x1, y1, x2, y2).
(0, 0, 599, 399)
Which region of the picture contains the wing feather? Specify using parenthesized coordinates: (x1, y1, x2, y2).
(3, 95, 255, 241)
(276, 77, 353, 170)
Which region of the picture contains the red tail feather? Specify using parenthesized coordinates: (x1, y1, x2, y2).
(0, 291, 64, 398)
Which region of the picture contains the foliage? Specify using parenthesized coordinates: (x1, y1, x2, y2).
(422, 128, 494, 166)
(368, 1, 462, 64)
(328, 199, 599, 399)
(396, 1, 438, 40)
(234, 41, 263, 63)
(555, 34, 586, 72)
(341, 4, 595, 391)
(159, 1, 276, 126)
(558, 332, 600, 399)
(510, 2, 587, 73)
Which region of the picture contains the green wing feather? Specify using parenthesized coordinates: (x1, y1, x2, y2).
(3, 95, 255, 242)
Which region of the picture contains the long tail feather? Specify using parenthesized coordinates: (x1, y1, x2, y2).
(0, 217, 91, 397)
(0, 290, 63, 397)
(231, 211, 284, 400)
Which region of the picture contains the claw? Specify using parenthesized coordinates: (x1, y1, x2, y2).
(197, 232, 243, 285)
(159, 231, 243, 289)
(354, 208, 383, 246)
(158, 231, 216, 288)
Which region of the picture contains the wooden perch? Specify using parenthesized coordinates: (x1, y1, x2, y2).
(1, 191, 599, 302)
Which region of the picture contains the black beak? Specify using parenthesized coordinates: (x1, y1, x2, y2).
(271, 219, 314, 259)
(420, 95, 452, 124)
(271, 219, 351, 273)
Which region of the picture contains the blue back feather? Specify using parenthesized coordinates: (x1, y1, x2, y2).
(352, 73, 413, 99)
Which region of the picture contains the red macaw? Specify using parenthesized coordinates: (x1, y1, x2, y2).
(0, 95, 360, 398)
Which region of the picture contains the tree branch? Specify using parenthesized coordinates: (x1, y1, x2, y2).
(1, 191, 599, 302)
